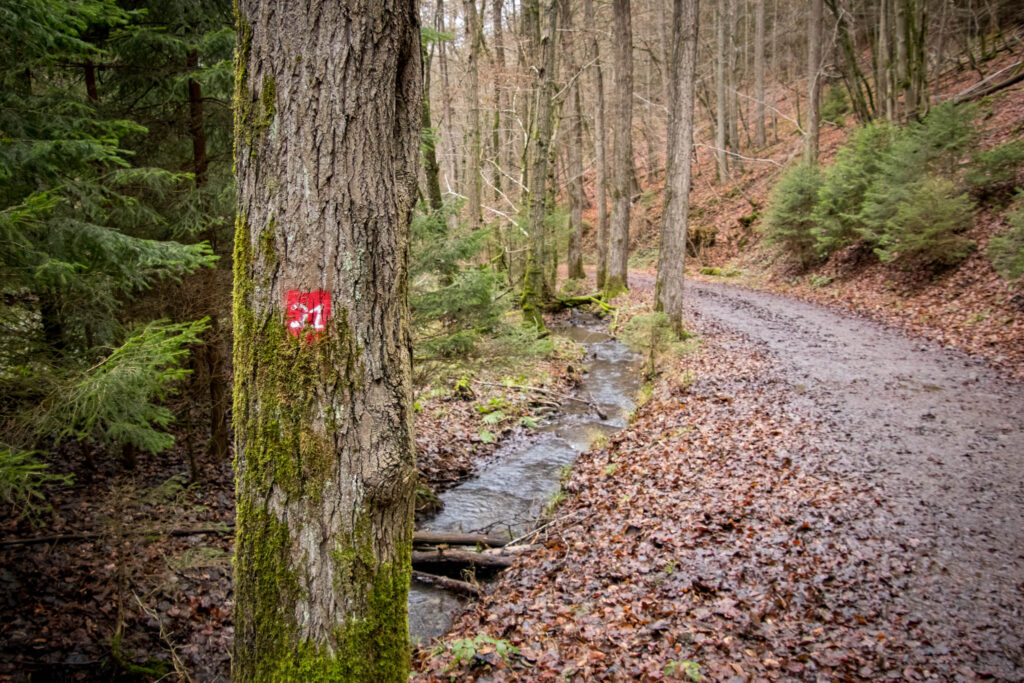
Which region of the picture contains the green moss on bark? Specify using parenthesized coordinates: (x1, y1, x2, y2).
(232, 6, 275, 162)
(602, 275, 628, 300)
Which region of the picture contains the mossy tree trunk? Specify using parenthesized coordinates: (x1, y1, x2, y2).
(563, 0, 585, 281)
(231, 1, 420, 680)
(582, 0, 610, 289)
(422, 44, 444, 213)
(605, 0, 632, 298)
(656, 0, 699, 337)
(521, 0, 557, 329)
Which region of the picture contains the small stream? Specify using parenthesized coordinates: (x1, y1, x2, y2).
(408, 316, 641, 641)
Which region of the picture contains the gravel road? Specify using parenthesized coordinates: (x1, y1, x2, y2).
(678, 278, 1024, 678)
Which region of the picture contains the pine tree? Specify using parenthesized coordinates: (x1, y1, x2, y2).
(0, 0, 216, 507)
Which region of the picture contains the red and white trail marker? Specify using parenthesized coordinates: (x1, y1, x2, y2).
(285, 290, 331, 340)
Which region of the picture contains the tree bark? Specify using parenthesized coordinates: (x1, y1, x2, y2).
(185, 49, 229, 463)
(715, 1, 729, 181)
(464, 0, 483, 228)
(521, 0, 558, 328)
(563, 0, 585, 280)
(605, 0, 632, 297)
(582, 0, 610, 289)
(754, 0, 766, 148)
(805, 0, 823, 165)
(231, 2, 420, 679)
(656, 0, 699, 336)
(422, 44, 444, 212)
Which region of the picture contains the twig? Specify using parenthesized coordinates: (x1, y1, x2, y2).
(471, 380, 607, 419)
(505, 510, 594, 548)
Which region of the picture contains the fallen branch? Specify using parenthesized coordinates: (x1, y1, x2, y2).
(547, 294, 617, 314)
(411, 570, 481, 597)
(412, 531, 509, 548)
(951, 59, 1024, 103)
(471, 380, 608, 420)
(411, 547, 514, 571)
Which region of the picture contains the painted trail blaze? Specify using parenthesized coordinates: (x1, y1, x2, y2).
(286, 290, 331, 340)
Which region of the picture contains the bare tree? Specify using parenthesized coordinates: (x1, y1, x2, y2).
(656, 0, 700, 336)
(521, 0, 558, 327)
(231, 0, 419, 678)
(583, 0, 610, 289)
(563, 0, 585, 280)
(605, 0, 633, 297)
(464, 0, 483, 227)
(715, 1, 729, 181)
(754, 0, 767, 148)
(805, 0, 823, 164)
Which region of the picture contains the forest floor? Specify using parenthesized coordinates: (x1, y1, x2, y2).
(0, 335, 583, 681)
(414, 271, 1024, 681)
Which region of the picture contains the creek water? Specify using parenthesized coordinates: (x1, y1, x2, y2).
(408, 317, 641, 642)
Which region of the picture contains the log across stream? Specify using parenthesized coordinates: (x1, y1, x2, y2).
(408, 316, 641, 641)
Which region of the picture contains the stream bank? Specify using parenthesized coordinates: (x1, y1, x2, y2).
(409, 315, 641, 642)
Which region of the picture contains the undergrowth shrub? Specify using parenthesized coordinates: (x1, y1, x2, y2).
(811, 121, 895, 255)
(966, 139, 1024, 201)
(871, 176, 975, 266)
(989, 195, 1024, 280)
(821, 86, 850, 127)
(410, 200, 502, 358)
(762, 164, 824, 268)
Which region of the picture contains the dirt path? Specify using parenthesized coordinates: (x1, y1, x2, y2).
(679, 277, 1024, 677)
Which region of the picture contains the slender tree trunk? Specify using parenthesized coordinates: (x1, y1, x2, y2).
(771, 0, 780, 141)
(84, 60, 99, 103)
(422, 46, 444, 212)
(754, 0, 766, 148)
(805, 0, 822, 165)
(491, 0, 506, 204)
(464, 0, 483, 228)
(895, 0, 908, 120)
(583, 0, 610, 289)
(727, 0, 741, 172)
(437, 0, 459, 201)
(563, 0, 585, 280)
(186, 49, 229, 463)
(657, 0, 699, 336)
(715, 1, 729, 181)
(605, 0, 632, 297)
(231, 2, 419, 679)
(521, 0, 558, 327)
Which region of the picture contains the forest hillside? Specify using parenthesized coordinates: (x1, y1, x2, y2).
(2, 0, 1024, 680)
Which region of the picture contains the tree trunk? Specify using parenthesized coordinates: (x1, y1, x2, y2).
(563, 0, 585, 280)
(656, 0, 699, 336)
(421, 41, 444, 212)
(186, 49, 229, 463)
(805, 0, 823, 165)
(727, 0, 741, 171)
(754, 0, 766, 148)
(605, 0, 632, 297)
(231, 2, 419, 679)
(464, 0, 483, 228)
(521, 0, 558, 328)
(715, 1, 729, 181)
(583, 0, 610, 289)
(491, 0, 506, 205)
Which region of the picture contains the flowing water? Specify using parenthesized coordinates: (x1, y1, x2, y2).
(408, 317, 641, 641)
